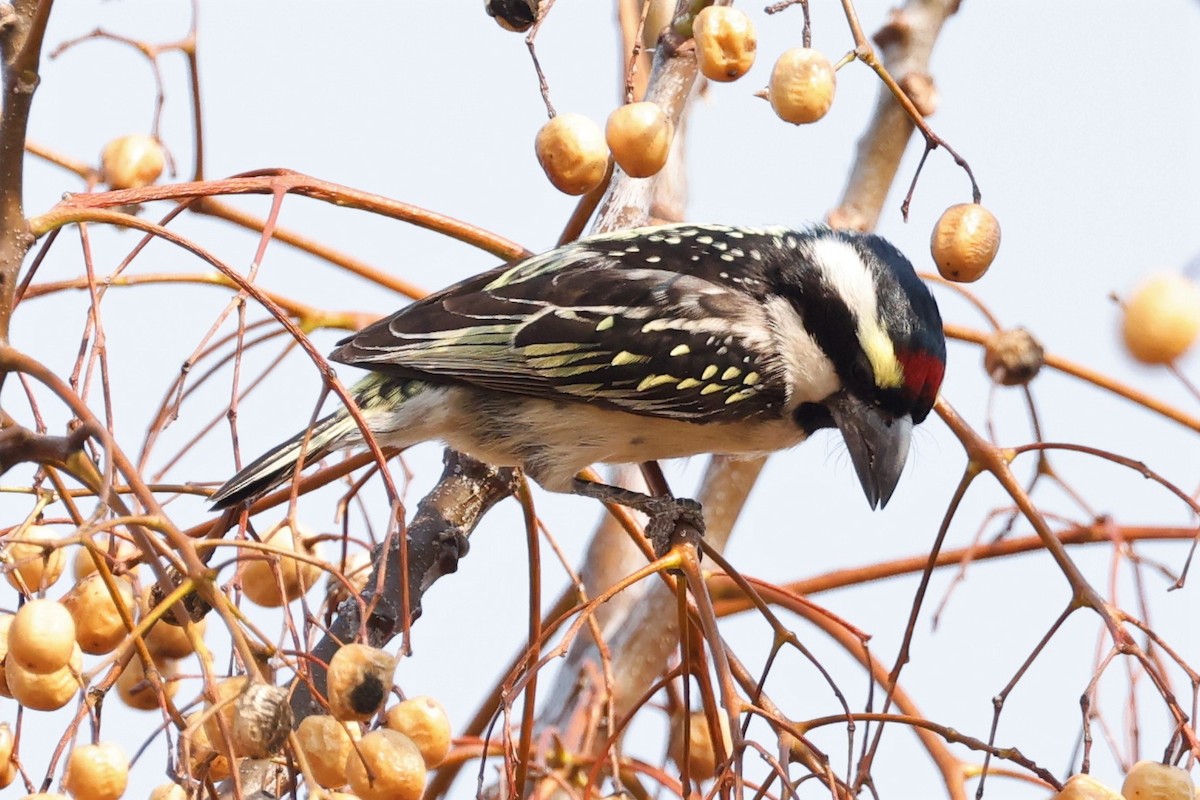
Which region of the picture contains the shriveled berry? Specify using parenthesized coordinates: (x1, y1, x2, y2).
(1121, 760, 1194, 800)
(296, 714, 360, 788)
(327, 643, 393, 722)
(983, 328, 1044, 386)
(769, 48, 836, 124)
(693, 6, 756, 82)
(931, 203, 1001, 283)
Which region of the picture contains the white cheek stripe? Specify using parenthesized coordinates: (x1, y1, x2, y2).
(764, 296, 839, 407)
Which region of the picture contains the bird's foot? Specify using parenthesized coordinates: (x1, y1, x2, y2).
(642, 496, 705, 558)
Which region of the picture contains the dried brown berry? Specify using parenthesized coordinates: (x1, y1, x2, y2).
(693, 6, 757, 82)
(231, 682, 294, 758)
(606, 102, 673, 178)
(768, 48, 836, 124)
(1121, 273, 1200, 364)
(931, 203, 1001, 283)
(535, 114, 608, 196)
(983, 328, 1044, 386)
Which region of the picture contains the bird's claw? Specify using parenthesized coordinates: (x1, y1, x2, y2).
(644, 496, 705, 557)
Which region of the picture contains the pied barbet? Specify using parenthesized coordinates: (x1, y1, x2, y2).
(210, 223, 946, 541)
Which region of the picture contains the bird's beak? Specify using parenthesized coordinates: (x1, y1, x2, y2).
(825, 390, 913, 510)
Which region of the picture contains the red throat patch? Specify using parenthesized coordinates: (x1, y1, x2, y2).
(898, 349, 945, 407)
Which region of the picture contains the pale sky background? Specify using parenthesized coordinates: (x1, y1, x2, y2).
(4, 2, 1199, 798)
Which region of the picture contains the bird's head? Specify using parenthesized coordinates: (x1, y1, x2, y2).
(786, 229, 946, 509)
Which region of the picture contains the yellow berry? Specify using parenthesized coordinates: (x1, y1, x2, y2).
(148, 784, 187, 800)
(6, 643, 82, 711)
(693, 6, 756, 82)
(930, 203, 1001, 283)
(63, 742, 128, 800)
(62, 574, 135, 655)
(327, 643, 393, 722)
(606, 102, 673, 179)
(667, 710, 731, 782)
(0, 721, 13, 769)
(768, 48, 836, 124)
(116, 654, 178, 711)
(1122, 760, 1194, 800)
(140, 584, 207, 660)
(9, 598, 76, 673)
(0, 613, 14, 699)
(73, 535, 138, 581)
(326, 549, 373, 610)
(534, 113, 608, 195)
(240, 523, 323, 607)
(296, 714, 360, 788)
(203, 675, 250, 756)
(344, 729, 426, 800)
(1121, 273, 1200, 364)
(101, 134, 165, 190)
(1052, 773, 1124, 799)
(3, 524, 66, 593)
(384, 696, 452, 767)
(180, 711, 231, 782)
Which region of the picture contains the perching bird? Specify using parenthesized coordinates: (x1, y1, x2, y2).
(210, 223, 945, 540)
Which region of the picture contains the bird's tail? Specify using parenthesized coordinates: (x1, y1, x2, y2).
(209, 375, 424, 509)
(208, 410, 360, 509)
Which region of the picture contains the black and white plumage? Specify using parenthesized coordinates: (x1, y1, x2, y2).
(210, 223, 946, 530)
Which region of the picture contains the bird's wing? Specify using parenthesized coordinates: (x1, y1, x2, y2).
(331, 226, 796, 421)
